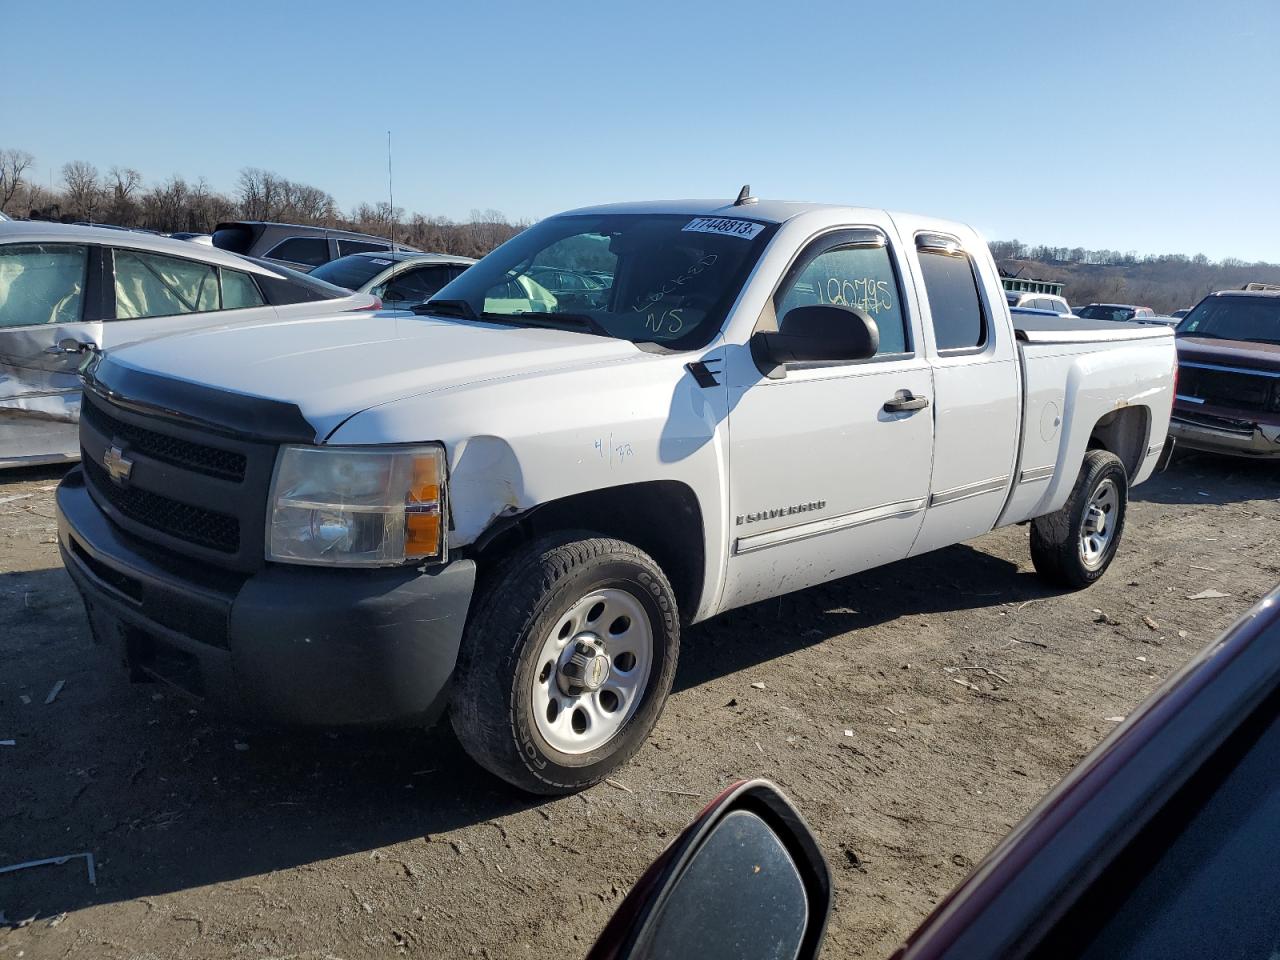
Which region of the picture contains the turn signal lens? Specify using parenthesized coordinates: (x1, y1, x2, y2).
(405, 512, 442, 558)
(404, 453, 445, 560)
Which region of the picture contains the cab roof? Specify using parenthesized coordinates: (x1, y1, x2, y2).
(553, 197, 971, 235)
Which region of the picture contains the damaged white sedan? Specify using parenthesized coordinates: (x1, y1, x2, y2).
(0, 221, 379, 468)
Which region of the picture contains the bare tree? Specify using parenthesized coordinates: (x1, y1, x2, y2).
(62, 160, 102, 222)
(105, 166, 142, 223)
(108, 166, 141, 202)
(0, 148, 35, 213)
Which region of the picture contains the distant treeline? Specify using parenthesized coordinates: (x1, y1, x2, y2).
(990, 240, 1280, 313)
(3, 147, 1275, 304)
(0, 148, 526, 259)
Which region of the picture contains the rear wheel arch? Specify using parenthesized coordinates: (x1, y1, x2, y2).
(1087, 405, 1151, 479)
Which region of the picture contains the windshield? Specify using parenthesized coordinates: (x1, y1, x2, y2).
(1078, 305, 1136, 322)
(1177, 295, 1280, 344)
(427, 213, 778, 348)
(310, 254, 394, 291)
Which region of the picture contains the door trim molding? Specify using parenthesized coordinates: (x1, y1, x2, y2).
(928, 475, 1010, 507)
(733, 497, 927, 555)
(1018, 464, 1055, 483)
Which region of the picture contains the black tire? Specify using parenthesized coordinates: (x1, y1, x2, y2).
(450, 532, 680, 795)
(1030, 449, 1129, 588)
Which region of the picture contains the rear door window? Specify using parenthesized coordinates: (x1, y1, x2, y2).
(113, 249, 220, 319)
(918, 248, 988, 351)
(265, 236, 331, 267)
(0, 243, 88, 327)
(220, 269, 265, 309)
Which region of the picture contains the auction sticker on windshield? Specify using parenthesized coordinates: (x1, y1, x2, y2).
(682, 217, 766, 240)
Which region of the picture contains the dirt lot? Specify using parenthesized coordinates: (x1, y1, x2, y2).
(1, 453, 1277, 959)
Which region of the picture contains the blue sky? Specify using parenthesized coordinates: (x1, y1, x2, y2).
(4, 0, 1277, 260)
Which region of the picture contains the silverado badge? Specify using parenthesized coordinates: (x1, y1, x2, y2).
(736, 500, 827, 525)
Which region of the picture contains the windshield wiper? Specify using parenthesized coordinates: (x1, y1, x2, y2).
(415, 299, 477, 320)
(481, 312, 610, 337)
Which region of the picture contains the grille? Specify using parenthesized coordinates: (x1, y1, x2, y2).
(1179, 365, 1276, 413)
(84, 456, 241, 553)
(82, 400, 247, 482)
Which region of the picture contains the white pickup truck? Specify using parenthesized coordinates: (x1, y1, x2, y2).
(56, 195, 1176, 794)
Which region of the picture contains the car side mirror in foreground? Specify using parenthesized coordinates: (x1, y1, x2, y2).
(751, 304, 879, 378)
(587, 779, 832, 960)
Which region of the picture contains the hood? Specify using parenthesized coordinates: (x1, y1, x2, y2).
(106, 313, 643, 438)
(1177, 335, 1280, 372)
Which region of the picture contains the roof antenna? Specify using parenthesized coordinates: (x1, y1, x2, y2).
(734, 184, 757, 206)
(386, 129, 396, 245)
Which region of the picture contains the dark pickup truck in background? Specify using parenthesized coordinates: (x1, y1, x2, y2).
(1170, 289, 1280, 459)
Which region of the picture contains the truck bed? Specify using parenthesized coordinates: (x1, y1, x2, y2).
(1000, 319, 1176, 529)
(1012, 312, 1172, 345)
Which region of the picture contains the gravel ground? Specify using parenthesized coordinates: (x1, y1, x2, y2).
(2, 453, 1277, 959)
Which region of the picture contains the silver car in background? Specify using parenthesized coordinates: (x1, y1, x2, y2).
(1006, 291, 1074, 315)
(309, 251, 476, 310)
(0, 221, 378, 468)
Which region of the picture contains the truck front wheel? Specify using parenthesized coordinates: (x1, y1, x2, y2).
(450, 533, 680, 795)
(1030, 449, 1129, 588)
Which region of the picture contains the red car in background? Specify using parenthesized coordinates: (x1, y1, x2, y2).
(1170, 289, 1280, 458)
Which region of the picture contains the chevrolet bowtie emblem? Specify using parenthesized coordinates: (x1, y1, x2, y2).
(103, 443, 134, 485)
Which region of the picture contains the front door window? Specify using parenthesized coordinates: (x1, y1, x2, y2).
(0, 244, 88, 327)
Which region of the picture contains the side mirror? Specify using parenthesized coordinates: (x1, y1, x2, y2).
(751, 305, 879, 378)
(588, 780, 832, 960)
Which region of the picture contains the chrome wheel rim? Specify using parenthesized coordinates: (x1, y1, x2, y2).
(1080, 478, 1119, 570)
(532, 587, 653, 755)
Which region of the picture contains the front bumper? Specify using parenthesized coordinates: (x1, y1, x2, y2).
(1169, 411, 1280, 459)
(56, 468, 476, 727)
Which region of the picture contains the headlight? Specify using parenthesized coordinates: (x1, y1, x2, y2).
(267, 444, 446, 566)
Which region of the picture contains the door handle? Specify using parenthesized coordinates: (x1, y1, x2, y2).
(883, 391, 930, 413)
(44, 338, 94, 355)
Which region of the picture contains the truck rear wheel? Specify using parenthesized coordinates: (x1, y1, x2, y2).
(1030, 449, 1128, 588)
(450, 533, 679, 795)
